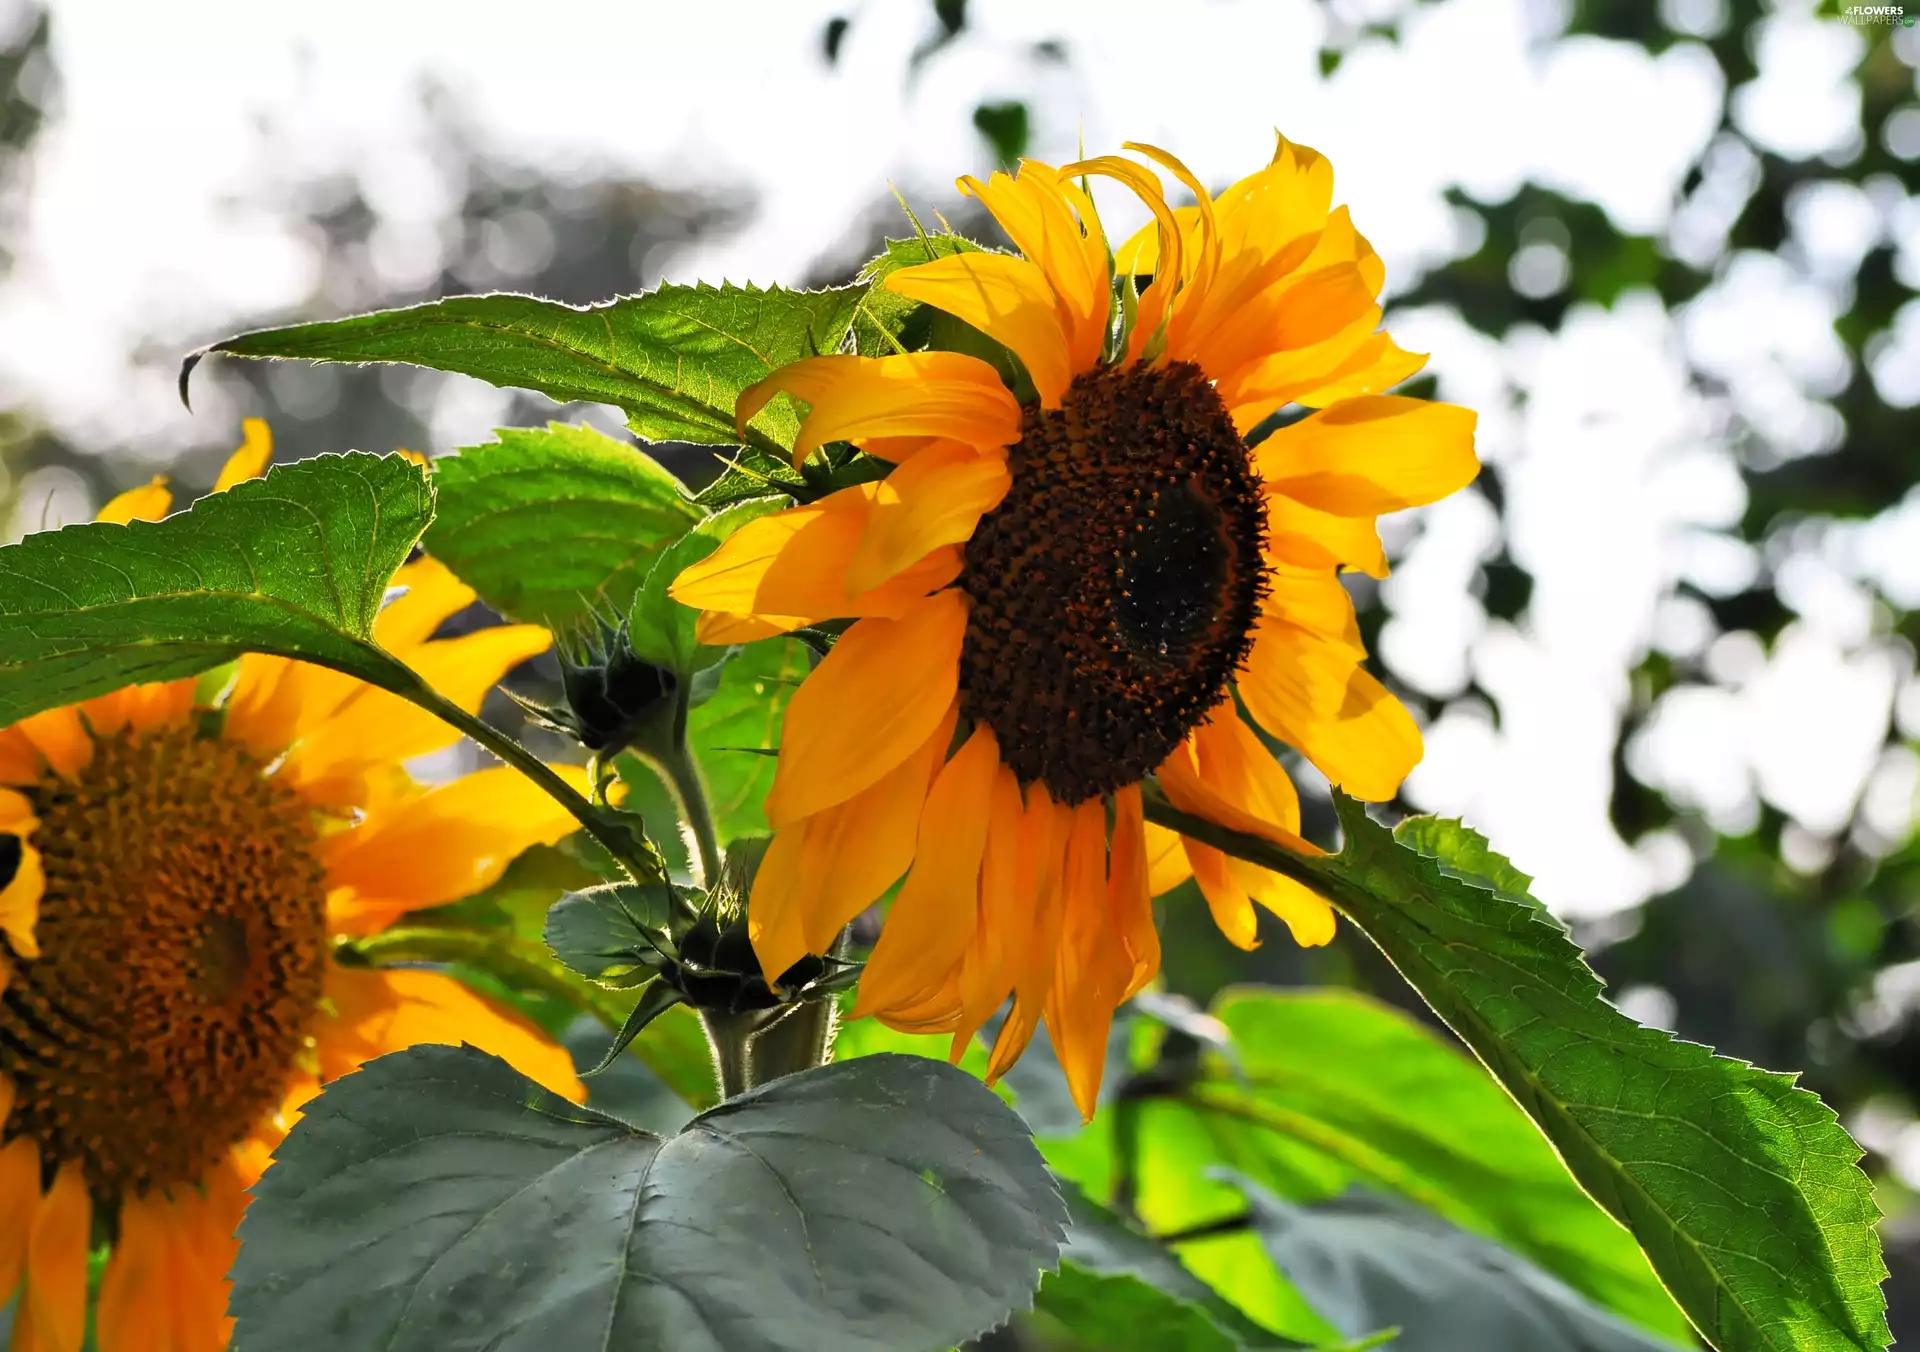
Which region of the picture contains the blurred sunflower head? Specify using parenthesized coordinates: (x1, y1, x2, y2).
(671, 139, 1480, 1117)
(0, 424, 584, 1352)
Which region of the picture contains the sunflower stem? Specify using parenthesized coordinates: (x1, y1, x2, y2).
(385, 669, 659, 880)
(700, 1009, 761, 1100)
(647, 732, 723, 890)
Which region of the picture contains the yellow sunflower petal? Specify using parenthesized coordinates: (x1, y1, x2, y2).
(212, 418, 274, 493)
(1238, 621, 1421, 802)
(673, 484, 966, 631)
(847, 441, 1009, 594)
(1108, 783, 1159, 1000)
(14, 1162, 89, 1352)
(885, 253, 1076, 407)
(986, 787, 1071, 1083)
(958, 161, 1109, 371)
(948, 762, 1030, 1056)
(0, 1135, 38, 1299)
(323, 764, 589, 933)
(1255, 396, 1479, 516)
(853, 725, 1000, 1020)
(1156, 733, 1320, 856)
(1264, 492, 1388, 578)
(1144, 820, 1193, 894)
(1, 838, 44, 961)
(374, 555, 480, 654)
(765, 591, 967, 826)
(221, 654, 360, 758)
(1261, 567, 1364, 657)
(1228, 856, 1337, 947)
(736, 352, 1021, 466)
(1045, 799, 1132, 1121)
(0, 730, 42, 787)
(317, 965, 584, 1102)
(284, 625, 553, 802)
(749, 698, 954, 982)
(95, 477, 171, 526)
(1289, 332, 1430, 410)
(1193, 708, 1302, 833)
(14, 708, 90, 781)
(1187, 837, 1260, 950)
(1064, 154, 1185, 364)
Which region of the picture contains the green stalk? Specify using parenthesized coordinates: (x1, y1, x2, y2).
(389, 667, 649, 876)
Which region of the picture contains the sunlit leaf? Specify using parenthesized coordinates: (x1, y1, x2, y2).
(183, 283, 868, 449)
(0, 453, 429, 725)
(426, 422, 700, 628)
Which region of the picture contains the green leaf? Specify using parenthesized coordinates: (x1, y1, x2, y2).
(0, 453, 430, 725)
(232, 1046, 1068, 1352)
(1225, 1179, 1682, 1352)
(341, 921, 717, 1111)
(425, 422, 700, 628)
(852, 232, 983, 356)
(626, 498, 787, 679)
(1034, 1266, 1248, 1352)
(583, 979, 687, 1076)
(1143, 788, 1891, 1352)
(542, 881, 676, 985)
(183, 283, 868, 449)
(686, 636, 811, 842)
(1056, 1183, 1300, 1350)
(1197, 988, 1690, 1343)
(1393, 815, 1558, 924)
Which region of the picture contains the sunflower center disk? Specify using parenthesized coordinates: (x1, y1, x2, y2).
(0, 725, 328, 1195)
(959, 361, 1267, 805)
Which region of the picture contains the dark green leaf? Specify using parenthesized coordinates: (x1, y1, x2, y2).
(233, 1046, 1067, 1352)
(0, 453, 430, 725)
(1195, 988, 1689, 1342)
(542, 881, 677, 985)
(1143, 789, 1891, 1352)
(184, 283, 868, 449)
(584, 979, 687, 1076)
(1226, 1179, 1682, 1352)
(425, 422, 700, 627)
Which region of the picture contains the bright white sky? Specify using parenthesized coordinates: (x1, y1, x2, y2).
(0, 0, 1915, 961)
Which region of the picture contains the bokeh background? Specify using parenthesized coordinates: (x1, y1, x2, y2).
(0, 0, 1915, 1334)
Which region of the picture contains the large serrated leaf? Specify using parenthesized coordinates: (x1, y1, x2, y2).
(0, 452, 430, 724)
(233, 1046, 1068, 1352)
(183, 283, 868, 449)
(425, 422, 701, 627)
(1142, 790, 1890, 1352)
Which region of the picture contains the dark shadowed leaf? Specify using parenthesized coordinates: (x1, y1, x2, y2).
(1226, 1179, 1682, 1352)
(425, 422, 700, 627)
(232, 1046, 1067, 1352)
(183, 283, 867, 449)
(0, 453, 430, 725)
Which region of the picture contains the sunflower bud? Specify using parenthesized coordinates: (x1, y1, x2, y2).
(510, 613, 674, 755)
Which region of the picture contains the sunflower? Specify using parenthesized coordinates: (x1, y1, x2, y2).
(671, 139, 1479, 1117)
(0, 424, 586, 1352)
